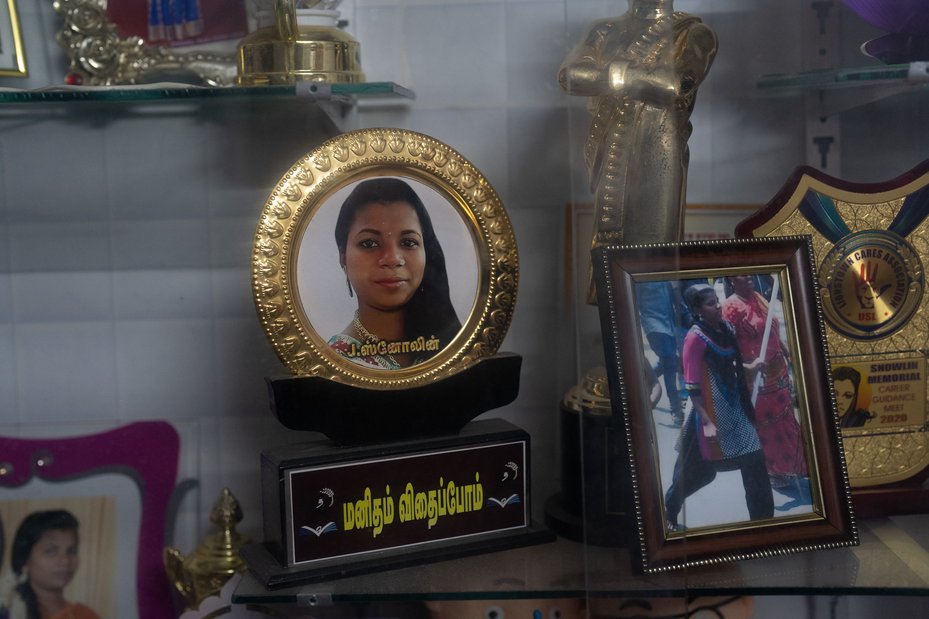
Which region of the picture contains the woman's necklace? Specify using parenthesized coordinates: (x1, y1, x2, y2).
(698, 316, 729, 342)
(352, 312, 401, 369)
(352, 312, 380, 344)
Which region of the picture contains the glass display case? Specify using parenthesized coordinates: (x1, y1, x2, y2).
(1, 1, 927, 616)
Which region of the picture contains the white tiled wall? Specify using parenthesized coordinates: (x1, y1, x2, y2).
(2, 0, 929, 604)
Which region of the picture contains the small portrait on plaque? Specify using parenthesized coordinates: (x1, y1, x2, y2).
(831, 356, 927, 433)
(253, 128, 518, 389)
(832, 364, 876, 429)
(593, 236, 857, 573)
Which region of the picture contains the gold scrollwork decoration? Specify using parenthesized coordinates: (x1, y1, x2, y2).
(53, 0, 236, 86)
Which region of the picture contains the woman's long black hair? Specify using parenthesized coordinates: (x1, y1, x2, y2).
(335, 177, 462, 351)
(11, 510, 80, 619)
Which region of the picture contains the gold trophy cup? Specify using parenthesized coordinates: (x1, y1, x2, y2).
(237, 0, 364, 85)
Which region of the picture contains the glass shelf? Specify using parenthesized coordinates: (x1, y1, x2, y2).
(757, 62, 929, 116)
(757, 64, 928, 91)
(0, 81, 414, 105)
(232, 514, 929, 605)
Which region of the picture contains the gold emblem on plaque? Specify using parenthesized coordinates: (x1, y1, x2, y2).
(819, 230, 924, 340)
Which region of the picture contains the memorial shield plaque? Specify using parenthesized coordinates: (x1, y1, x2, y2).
(737, 160, 929, 516)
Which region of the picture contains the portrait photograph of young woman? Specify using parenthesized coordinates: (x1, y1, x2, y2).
(0, 496, 117, 619)
(296, 174, 480, 372)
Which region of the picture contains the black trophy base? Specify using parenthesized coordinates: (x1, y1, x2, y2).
(251, 418, 554, 588)
(544, 394, 636, 548)
(242, 523, 554, 589)
(543, 493, 634, 548)
(852, 480, 929, 518)
(266, 353, 522, 444)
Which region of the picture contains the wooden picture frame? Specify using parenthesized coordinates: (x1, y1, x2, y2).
(253, 128, 518, 390)
(593, 236, 857, 572)
(0, 422, 180, 618)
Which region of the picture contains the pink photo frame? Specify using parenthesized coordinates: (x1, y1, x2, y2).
(0, 422, 180, 619)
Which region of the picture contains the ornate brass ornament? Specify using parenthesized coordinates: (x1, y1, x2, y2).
(237, 0, 364, 85)
(53, 0, 236, 85)
(163, 488, 250, 610)
(252, 128, 518, 389)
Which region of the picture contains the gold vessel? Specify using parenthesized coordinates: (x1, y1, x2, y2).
(164, 488, 251, 610)
(237, 0, 364, 85)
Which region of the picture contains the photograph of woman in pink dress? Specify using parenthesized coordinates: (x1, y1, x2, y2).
(723, 275, 811, 510)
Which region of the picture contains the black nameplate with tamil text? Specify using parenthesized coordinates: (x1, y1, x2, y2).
(246, 419, 552, 587)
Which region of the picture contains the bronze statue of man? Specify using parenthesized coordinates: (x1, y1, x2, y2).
(559, 0, 717, 302)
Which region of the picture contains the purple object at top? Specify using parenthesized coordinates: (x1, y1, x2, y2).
(843, 0, 929, 35)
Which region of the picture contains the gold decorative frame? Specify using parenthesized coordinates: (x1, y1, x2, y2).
(594, 236, 857, 573)
(252, 128, 518, 390)
(52, 0, 236, 85)
(0, 0, 27, 77)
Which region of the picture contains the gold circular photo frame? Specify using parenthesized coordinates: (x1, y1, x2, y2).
(252, 128, 518, 390)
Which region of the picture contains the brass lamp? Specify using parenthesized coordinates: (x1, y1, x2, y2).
(164, 488, 251, 610)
